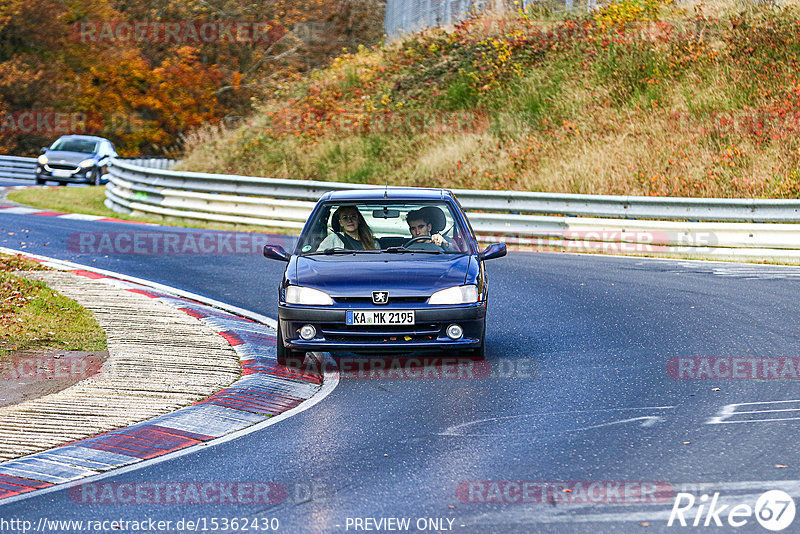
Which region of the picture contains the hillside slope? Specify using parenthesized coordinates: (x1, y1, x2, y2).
(180, 0, 800, 198)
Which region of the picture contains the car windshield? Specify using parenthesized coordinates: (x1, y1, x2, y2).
(296, 201, 473, 255)
(50, 138, 98, 154)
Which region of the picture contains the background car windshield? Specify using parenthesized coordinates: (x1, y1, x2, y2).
(297, 202, 471, 254)
(51, 139, 98, 153)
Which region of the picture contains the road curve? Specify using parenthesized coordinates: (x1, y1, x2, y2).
(1, 208, 799, 533)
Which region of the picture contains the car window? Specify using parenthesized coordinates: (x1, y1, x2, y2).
(296, 201, 473, 255)
(50, 138, 99, 154)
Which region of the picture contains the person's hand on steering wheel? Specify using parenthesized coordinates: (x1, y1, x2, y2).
(430, 233, 446, 246)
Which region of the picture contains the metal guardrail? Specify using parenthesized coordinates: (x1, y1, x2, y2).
(107, 158, 800, 223)
(122, 158, 177, 170)
(0, 156, 36, 180)
(104, 159, 800, 262)
(384, 0, 599, 39)
(0, 155, 177, 181)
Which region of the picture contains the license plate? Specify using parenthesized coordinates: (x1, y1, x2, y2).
(347, 310, 415, 326)
(51, 169, 73, 178)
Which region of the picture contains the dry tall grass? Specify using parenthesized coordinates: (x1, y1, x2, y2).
(179, 0, 800, 198)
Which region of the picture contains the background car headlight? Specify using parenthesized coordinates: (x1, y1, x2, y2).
(78, 159, 95, 168)
(37, 155, 48, 165)
(285, 286, 333, 305)
(428, 285, 478, 305)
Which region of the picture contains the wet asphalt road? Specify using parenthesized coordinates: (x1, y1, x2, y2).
(1, 208, 799, 533)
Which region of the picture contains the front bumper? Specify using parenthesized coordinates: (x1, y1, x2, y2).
(36, 165, 96, 183)
(279, 303, 486, 352)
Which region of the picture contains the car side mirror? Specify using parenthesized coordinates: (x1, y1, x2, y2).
(479, 243, 507, 261)
(40, 146, 48, 153)
(263, 245, 290, 262)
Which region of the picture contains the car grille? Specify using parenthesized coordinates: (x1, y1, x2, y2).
(46, 163, 79, 171)
(321, 324, 441, 343)
(333, 296, 429, 304)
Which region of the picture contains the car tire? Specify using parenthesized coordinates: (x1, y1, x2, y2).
(276, 323, 306, 367)
(35, 177, 44, 185)
(464, 319, 486, 358)
(276, 323, 289, 366)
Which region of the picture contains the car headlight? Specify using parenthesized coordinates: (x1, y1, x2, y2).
(37, 155, 48, 165)
(429, 285, 478, 305)
(285, 286, 333, 305)
(78, 159, 95, 168)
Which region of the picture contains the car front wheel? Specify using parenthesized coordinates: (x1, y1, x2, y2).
(276, 323, 305, 367)
(470, 340, 486, 359)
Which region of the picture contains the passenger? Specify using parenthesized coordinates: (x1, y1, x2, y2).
(406, 209, 450, 249)
(317, 206, 377, 250)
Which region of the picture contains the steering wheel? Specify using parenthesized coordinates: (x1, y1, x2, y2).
(402, 236, 438, 248)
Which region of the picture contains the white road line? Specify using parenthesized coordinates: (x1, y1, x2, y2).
(718, 399, 800, 407)
(0, 353, 339, 507)
(440, 407, 676, 436)
(735, 408, 800, 414)
(0, 247, 339, 507)
(709, 417, 800, 424)
(707, 400, 800, 424)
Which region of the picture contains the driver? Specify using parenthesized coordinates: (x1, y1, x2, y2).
(406, 209, 450, 250)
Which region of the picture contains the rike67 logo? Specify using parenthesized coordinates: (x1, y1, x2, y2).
(668, 490, 796, 531)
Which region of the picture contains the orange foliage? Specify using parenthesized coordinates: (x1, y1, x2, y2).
(0, 0, 384, 155)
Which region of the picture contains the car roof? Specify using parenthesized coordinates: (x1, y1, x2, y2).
(320, 188, 454, 202)
(54, 135, 110, 142)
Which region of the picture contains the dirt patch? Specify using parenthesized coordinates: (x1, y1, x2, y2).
(0, 348, 109, 408)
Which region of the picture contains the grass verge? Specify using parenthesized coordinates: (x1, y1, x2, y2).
(0, 254, 107, 360)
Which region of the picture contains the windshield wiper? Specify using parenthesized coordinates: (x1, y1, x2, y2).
(305, 248, 381, 256)
(383, 246, 442, 254)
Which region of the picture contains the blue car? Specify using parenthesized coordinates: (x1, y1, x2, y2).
(263, 188, 506, 365)
(35, 135, 117, 186)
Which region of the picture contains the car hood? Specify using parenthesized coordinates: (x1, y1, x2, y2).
(44, 151, 96, 164)
(293, 254, 472, 297)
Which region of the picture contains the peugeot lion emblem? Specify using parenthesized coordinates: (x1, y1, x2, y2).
(372, 291, 389, 305)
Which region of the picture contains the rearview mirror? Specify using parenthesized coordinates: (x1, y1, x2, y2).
(479, 243, 507, 261)
(372, 208, 400, 219)
(263, 245, 290, 262)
